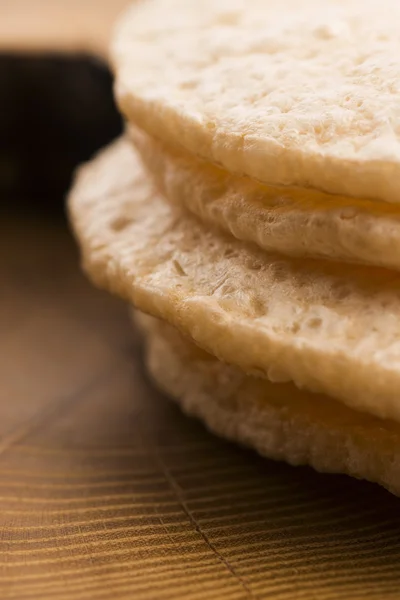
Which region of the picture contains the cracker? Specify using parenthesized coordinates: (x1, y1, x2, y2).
(69, 138, 400, 423)
(136, 310, 400, 497)
(132, 125, 400, 271)
(113, 0, 400, 203)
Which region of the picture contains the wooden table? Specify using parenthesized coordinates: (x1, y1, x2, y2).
(2, 213, 400, 599)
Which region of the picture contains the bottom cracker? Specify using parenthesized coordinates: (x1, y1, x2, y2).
(135, 310, 400, 497)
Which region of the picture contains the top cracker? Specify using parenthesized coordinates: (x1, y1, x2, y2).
(112, 0, 400, 203)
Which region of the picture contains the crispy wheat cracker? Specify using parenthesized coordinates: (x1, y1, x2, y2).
(131, 125, 400, 271)
(113, 0, 400, 203)
(69, 138, 400, 423)
(136, 310, 400, 497)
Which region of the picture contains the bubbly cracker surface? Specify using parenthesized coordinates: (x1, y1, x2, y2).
(113, 0, 400, 203)
(132, 126, 400, 271)
(69, 138, 400, 423)
(136, 310, 400, 497)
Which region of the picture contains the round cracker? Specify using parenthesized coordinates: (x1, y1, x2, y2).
(132, 125, 400, 271)
(136, 310, 400, 497)
(113, 0, 400, 204)
(69, 137, 400, 423)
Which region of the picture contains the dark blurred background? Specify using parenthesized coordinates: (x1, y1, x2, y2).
(0, 0, 132, 218)
(0, 54, 122, 218)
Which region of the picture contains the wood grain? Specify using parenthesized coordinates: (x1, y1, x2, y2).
(3, 214, 400, 600)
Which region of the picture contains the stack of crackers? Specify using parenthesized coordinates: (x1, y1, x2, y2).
(70, 0, 400, 496)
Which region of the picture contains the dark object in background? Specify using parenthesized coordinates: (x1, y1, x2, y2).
(0, 54, 122, 216)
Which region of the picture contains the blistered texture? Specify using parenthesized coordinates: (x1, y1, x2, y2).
(136, 310, 400, 497)
(132, 126, 400, 271)
(113, 0, 400, 204)
(69, 138, 400, 423)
